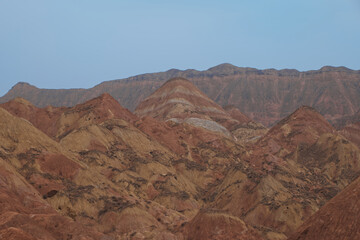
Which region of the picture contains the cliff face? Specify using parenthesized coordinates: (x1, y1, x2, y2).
(1, 64, 360, 126)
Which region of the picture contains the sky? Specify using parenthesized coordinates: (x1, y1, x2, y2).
(1, 0, 360, 96)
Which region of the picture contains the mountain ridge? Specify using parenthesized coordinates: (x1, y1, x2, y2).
(2, 64, 360, 127)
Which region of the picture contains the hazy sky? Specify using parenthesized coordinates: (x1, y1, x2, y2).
(1, 0, 360, 95)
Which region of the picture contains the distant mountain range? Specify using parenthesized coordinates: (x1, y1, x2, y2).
(1, 63, 360, 126)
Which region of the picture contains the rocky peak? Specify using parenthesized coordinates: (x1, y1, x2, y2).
(207, 63, 240, 74)
(135, 77, 235, 137)
(149, 77, 209, 99)
(260, 106, 335, 151)
(70, 93, 138, 123)
(11, 82, 36, 90)
(135, 77, 226, 119)
(274, 106, 333, 132)
(319, 66, 352, 72)
(0, 93, 138, 140)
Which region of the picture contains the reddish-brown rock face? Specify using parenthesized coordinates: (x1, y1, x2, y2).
(68, 92, 138, 124)
(258, 106, 335, 152)
(135, 77, 238, 137)
(208, 106, 360, 239)
(134, 116, 230, 156)
(224, 105, 251, 125)
(135, 78, 226, 118)
(1, 64, 360, 127)
(0, 98, 65, 138)
(224, 105, 267, 143)
(288, 175, 360, 240)
(1, 93, 138, 140)
(53, 93, 138, 139)
(182, 209, 264, 240)
(340, 122, 360, 149)
(134, 77, 267, 143)
(0, 147, 103, 240)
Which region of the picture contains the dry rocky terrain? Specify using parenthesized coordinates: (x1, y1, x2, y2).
(0, 77, 359, 239)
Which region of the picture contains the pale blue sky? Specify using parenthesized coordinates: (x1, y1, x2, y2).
(1, 0, 360, 96)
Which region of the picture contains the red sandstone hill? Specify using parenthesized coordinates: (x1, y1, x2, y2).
(0, 93, 137, 140)
(0, 93, 262, 239)
(288, 175, 360, 240)
(0, 98, 66, 138)
(135, 77, 237, 137)
(206, 106, 360, 239)
(0, 156, 103, 240)
(0, 108, 105, 239)
(135, 77, 266, 141)
(1, 64, 360, 126)
(258, 106, 335, 152)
